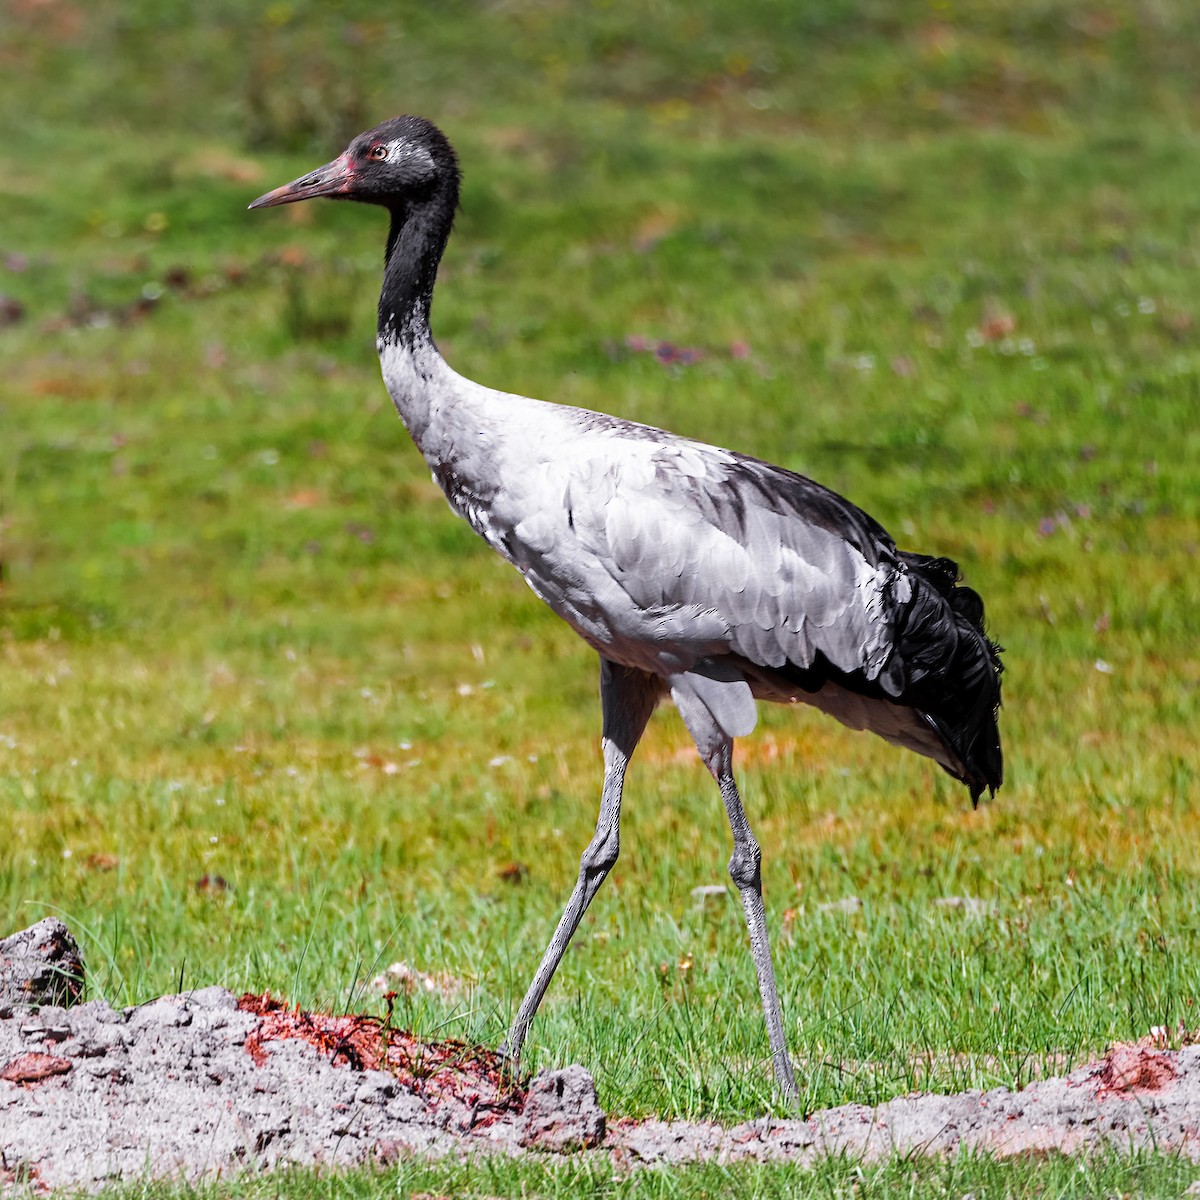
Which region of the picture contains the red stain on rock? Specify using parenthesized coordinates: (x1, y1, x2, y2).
(1095, 1045, 1177, 1097)
(1, 1052, 72, 1085)
(237, 992, 522, 1127)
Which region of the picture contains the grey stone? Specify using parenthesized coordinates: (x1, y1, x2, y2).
(518, 1066, 606, 1152)
(0, 919, 85, 1010)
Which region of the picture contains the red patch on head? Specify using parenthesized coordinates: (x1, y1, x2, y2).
(338, 152, 362, 191)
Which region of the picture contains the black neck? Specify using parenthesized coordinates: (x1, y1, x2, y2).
(378, 187, 456, 351)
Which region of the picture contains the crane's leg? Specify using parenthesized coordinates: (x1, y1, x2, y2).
(713, 743, 799, 1104)
(500, 659, 660, 1069)
(672, 681, 799, 1104)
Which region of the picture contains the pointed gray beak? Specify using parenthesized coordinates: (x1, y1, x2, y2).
(248, 153, 356, 209)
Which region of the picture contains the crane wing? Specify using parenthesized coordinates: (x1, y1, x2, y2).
(573, 432, 908, 689)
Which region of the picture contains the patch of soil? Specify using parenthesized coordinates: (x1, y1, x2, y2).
(0, 1051, 72, 1085)
(1094, 1044, 1178, 1097)
(0, 986, 603, 1192)
(238, 992, 521, 1125)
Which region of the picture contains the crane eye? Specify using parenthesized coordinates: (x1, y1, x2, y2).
(367, 144, 388, 161)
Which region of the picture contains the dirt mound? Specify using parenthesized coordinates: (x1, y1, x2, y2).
(0, 984, 607, 1191)
(614, 1041, 1200, 1166)
(4, 920, 1200, 1191)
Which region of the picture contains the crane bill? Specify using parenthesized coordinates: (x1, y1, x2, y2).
(670, 664, 758, 751)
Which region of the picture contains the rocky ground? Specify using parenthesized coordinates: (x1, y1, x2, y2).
(2, 919, 1199, 1193)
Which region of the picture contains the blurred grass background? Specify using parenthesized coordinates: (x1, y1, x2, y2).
(1, 0, 1198, 1131)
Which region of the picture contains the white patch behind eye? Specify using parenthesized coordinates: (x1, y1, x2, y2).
(389, 140, 436, 177)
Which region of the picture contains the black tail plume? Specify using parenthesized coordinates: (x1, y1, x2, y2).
(897, 552, 1004, 803)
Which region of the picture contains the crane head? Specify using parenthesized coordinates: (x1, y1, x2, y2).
(249, 115, 459, 211)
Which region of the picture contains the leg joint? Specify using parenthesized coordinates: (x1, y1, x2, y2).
(580, 826, 619, 878)
(727, 840, 762, 891)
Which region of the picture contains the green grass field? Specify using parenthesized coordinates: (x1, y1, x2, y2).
(3, 0, 1200, 1193)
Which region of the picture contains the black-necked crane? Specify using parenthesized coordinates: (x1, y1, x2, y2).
(251, 116, 1003, 1102)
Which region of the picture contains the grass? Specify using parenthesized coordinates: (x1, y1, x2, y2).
(87, 1149, 1200, 1199)
(2, 0, 1200, 1191)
